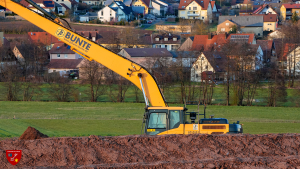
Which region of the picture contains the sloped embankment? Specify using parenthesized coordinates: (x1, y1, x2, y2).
(1, 128, 300, 168)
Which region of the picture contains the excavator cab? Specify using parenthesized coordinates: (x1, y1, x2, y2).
(143, 107, 185, 135)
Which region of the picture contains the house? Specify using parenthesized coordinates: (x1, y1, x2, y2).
(118, 48, 173, 69)
(280, 43, 300, 75)
(178, 33, 256, 51)
(218, 15, 264, 37)
(132, 0, 153, 14)
(280, 3, 300, 21)
(191, 44, 263, 82)
(190, 51, 226, 82)
(178, 0, 214, 22)
(240, 13, 278, 31)
(48, 43, 84, 76)
(27, 32, 60, 50)
(47, 59, 83, 76)
(79, 12, 98, 22)
(19, 0, 55, 13)
(152, 0, 169, 16)
(49, 43, 83, 60)
(152, 33, 181, 51)
(53, 0, 72, 9)
(252, 4, 277, 15)
(98, 1, 134, 22)
(256, 39, 274, 63)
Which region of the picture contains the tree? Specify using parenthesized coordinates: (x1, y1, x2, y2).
(191, 21, 209, 35)
(292, 12, 299, 24)
(229, 25, 238, 34)
(45, 73, 74, 102)
(80, 59, 107, 102)
(106, 70, 130, 102)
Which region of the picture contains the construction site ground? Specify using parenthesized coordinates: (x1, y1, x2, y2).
(1, 127, 300, 168)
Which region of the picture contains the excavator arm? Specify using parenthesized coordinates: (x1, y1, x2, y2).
(0, 0, 167, 107)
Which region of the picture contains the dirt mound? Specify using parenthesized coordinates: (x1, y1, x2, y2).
(1, 134, 300, 168)
(19, 126, 48, 140)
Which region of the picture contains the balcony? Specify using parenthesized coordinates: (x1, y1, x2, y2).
(187, 12, 200, 17)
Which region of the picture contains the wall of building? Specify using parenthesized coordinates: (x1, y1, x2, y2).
(190, 53, 214, 82)
(240, 27, 263, 37)
(132, 0, 149, 14)
(263, 22, 276, 31)
(50, 53, 82, 60)
(217, 20, 236, 33)
(98, 7, 117, 22)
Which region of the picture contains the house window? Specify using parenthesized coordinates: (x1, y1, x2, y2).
(101, 11, 103, 16)
(196, 74, 198, 77)
(165, 45, 167, 48)
(171, 45, 178, 50)
(221, 28, 225, 31)
(164, 37, 168, 41)
(202, 17, 204, 19)
(57, 54, 60, 58)
(155, 38, 159, 41)
(205, 65, 208, 69)
(258, 33, 261, 36)
(193, 7, 197, 10)
(157, 45, 161, 48)
(226, 23, 229, 26)
(53, 70, 56, 72)
(189, 7, 191, 10)
(196, 65, 198, 69)
(173, 37, 177, 41)
(64, 54, 68, 58)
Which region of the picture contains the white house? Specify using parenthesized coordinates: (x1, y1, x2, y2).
(53, 0, 72, 9)
(98, 1, 133, 22)
(152, 0, 168, 16)
(152, 33, 181, 51)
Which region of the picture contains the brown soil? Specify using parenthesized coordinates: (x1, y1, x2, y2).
(19, 126, 48, 140)
(2, 133, 300, 168)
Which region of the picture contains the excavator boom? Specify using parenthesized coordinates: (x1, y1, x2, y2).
(0, 0, 167, 107)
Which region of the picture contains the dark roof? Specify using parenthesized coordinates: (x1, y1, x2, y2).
(49, 43, 75, 54)
(113, 1, 133, 15)
(123, 48, 173, 57)
(47, 59, 83, 69)
(201, 51, 227, 72)
(219, 15, 263, 27)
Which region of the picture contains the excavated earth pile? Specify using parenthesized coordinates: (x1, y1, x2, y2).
(1, 131, 300, 168)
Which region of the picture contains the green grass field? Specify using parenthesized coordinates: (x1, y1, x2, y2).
(1, 101, 300, 138)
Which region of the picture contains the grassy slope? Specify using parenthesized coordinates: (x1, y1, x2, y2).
(1, 102, 300, 137)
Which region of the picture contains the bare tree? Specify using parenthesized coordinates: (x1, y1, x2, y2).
(45, 73, 74, 102)
(106, 70, 130, 102)
(80, 59, 107, 102)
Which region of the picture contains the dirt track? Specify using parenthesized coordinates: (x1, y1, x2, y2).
(2, 131, 300, 168)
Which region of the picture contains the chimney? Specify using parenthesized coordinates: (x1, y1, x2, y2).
(208, 33, 212, 39)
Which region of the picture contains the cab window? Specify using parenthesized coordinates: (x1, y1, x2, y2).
(169, 110, 180, 129)
(148, 113, 166, 129)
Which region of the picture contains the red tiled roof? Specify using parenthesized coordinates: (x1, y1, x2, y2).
(257, 40, 273, 57)
(282, 3, 300, 9)
(178, 0, 212, 10)
(28, 32, 60, 46)
(281, 43, 297, 61)
(211, 1, 215, 9)
(243, 0, 251, 4)
(47, 59, 83, 69)
(191, 34, 227, 51)
(49, 43, 74, 54)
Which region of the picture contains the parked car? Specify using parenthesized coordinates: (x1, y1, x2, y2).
(147, 20, 152, 24)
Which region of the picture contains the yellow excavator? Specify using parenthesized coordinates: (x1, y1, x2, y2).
(0, 0, 243, 135)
